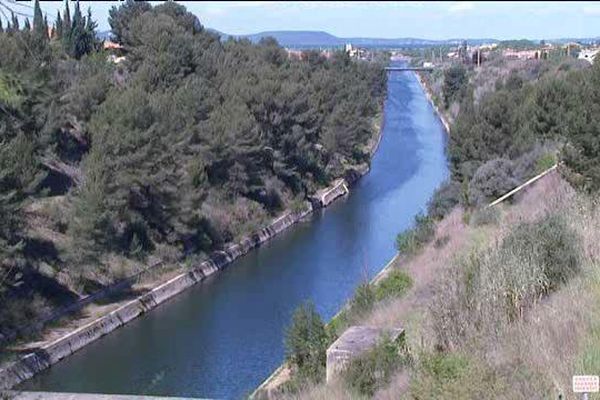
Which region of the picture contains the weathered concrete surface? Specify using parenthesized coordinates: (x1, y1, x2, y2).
(326, 325, 404, 383)
(309, 178, 349, 208)
(7, 391, 208, 400)
(415, 72, 450, 134)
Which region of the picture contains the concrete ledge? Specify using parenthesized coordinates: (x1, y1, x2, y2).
(310, 178, 350, 209)
(326, 325, 404, 383)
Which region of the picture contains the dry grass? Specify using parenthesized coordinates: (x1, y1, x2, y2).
(287, 172, 599, 400)
(401, 173, 600, 400)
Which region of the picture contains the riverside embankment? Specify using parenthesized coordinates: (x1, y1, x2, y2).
(253, 67, 453, 398)
(0, 115, 379, 392)
(18, 62, 448, 399)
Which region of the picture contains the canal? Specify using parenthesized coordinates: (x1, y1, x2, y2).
(21, 65, 449, 399)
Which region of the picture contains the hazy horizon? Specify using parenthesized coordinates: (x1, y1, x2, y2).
(28, 1, 600, 41)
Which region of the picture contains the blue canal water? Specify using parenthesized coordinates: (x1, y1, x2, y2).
(21, 66, 448, 399)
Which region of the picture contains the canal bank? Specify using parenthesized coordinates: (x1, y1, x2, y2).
(252, 68, 453, 398)
(18, 63, 448, 399)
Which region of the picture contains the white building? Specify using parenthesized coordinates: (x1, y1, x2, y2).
(578, 48, 599, 64)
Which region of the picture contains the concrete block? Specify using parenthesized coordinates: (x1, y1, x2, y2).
(326, 325, 404, 383)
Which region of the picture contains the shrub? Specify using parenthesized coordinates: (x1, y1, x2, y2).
(443, 64, 468, 108)
(344, 336, 407, 397)
(284, 302, 329, 382)
(431, 212, 582, 350)
(396, 213, 435, 256)
(0, 294, 51, 335)
(409, 352, 504, 399)
(375, 269, 412, 301)
(470, 206, 500, 227)
(468, 158, 519, 206)
(427, 180, 463, 220)
(350, 282, 376, 317)
(434, 235, 450, 249)
(500, 213, 581, 291)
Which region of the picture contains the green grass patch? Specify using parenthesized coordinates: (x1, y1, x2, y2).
(375, 269, 412, 301)
(396, 213, 435, 256)
(535, 152, 557, 174)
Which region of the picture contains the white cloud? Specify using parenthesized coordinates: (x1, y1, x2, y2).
(583, 4, 600, 16)
(448, 2, 476, 13)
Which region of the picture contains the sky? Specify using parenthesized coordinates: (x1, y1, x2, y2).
(18, 1, 600, 40)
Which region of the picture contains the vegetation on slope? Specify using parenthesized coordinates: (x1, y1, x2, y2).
(0, 0, 386, 341)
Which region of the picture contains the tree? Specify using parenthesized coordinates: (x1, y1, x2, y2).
(468, 158, 519, 206)
(33, 0, 47, 38)
(11, 12, 18, 31)
(284, 302, 329, 381)
(443, 64, 468, 108)
(63, 0, 71, 33)
(108, 0, 151, 45)
(55, 10, 63, 39)
(64, 1, 96, 59)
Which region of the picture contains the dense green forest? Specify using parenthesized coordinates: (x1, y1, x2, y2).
(0, 0, 386, 335)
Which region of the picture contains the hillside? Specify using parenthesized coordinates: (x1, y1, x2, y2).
(0, 1, 387, 347)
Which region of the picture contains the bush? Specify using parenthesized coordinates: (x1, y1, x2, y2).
(431, 212, 582, 350)
(0, 294, 51, 335)
(284, 302, 329, 382)
(396, 213, 435, 256)
(468, 158, 519, 206)
(443, 64, 468, 108)
(350, 282, 376, 317)
(434, 235, 450, 249)
(344, 336, 407, 397)
(427, 180, 463, 220)
(375, 269, 412, 301)
(470, 206, 500, 227)
(500, 213, 581, 291)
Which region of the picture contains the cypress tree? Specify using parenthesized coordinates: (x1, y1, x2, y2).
(11, 12, 19, 31)
(24, 18, 31, 31)
(63, 0, 71, 34)
(33, 0, 46, 37)
(55, 11, 63, 39)
(0, 18, 4, 33)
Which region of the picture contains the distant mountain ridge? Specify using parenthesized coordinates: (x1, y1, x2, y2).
(216, 30, 500, 48)
(98, 28, 599, 49)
